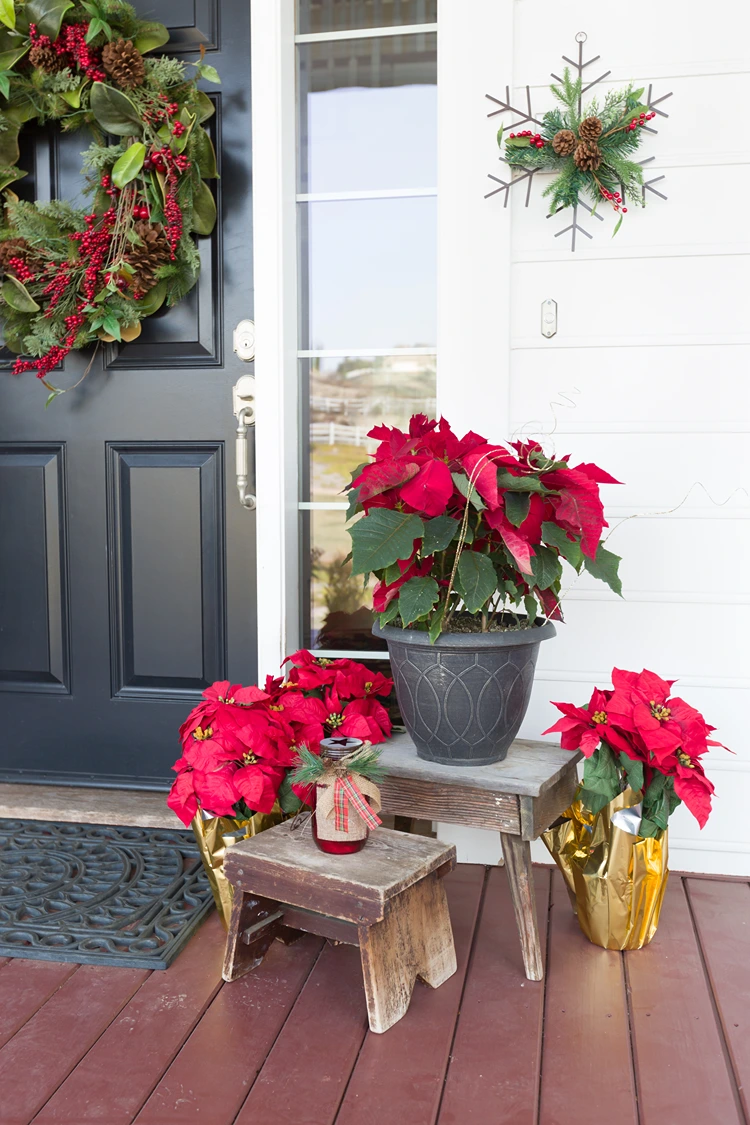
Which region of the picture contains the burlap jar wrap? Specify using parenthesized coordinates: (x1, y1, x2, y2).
(315, 774, 382, 842)
(191, 804, 284, 928)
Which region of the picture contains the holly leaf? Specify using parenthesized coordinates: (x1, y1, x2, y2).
(133, 20, 170, 53)
(196, 62, 221, 84)
(349, 509, 424, 576)
(619, 752, 644, 795)
(398, 576, 439, 626)
(0, 0, 14, 29)
(2, 274, 40, 312)
(89, 82, 141, 135)
(541, 521, 583, 571)
(422, 515, 459, 555)
(191, 178, 216, 235)
(456, 551, 497, 613)
(111, 141, 146, 188)
(504, 490, 530, 527)
(25, 0, 74, 39)
(530, 544, 562, 591)
(583, 543, 623, 596)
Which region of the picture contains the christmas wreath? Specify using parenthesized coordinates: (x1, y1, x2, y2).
(0, 0, 220, 399)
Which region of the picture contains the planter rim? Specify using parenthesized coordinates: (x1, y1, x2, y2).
(373, 618, 557, 649)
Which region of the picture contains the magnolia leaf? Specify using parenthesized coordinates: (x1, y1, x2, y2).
(504, 490, 531, 527)
(193, 126, 218, 178)
(120, 321, 142, 342)
(191, 178, 216, 235)
(428, 599, 446, 643)
(452, 471, 485, 510)
(422, 515, 459, 555)
(0, 43, 28, 70)
(529, 544, 562, 591)
(25, 0, 74, 39)
(194, 90, 215, 122)
(133, 20, 170, 53)
(45, 387, 66, 407)
(111, 141, 146, 188)
(541, 521, 583, 571)
(152, 167, 167, 205)
(0, 0, 14, 30)
(619, 751, 644, 795)
(197, 62, 221, 84)
(0, 70, 9, 101)
(398, 575, 439, 626)
(89, 82, 141, 135)
(349, 509, 424, 576)
(136, 280, 167, 316)
(2, 326, 23, 352)
(496, 469, 547, 492)
(60, 80, 87, 108)
(173, 108, 195, 154)
(0, 121, 19, 166)
(583, 543, 623, 596)
(2, 274, 40, 312)
(612, 214, 623, 237)
(0, 165, 24, 190)
(456, 551, 497, 614)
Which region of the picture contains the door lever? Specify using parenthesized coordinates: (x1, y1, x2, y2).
(233, 375, 256, 510)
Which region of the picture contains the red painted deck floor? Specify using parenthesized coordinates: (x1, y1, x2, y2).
(0, 865, 748, 1125)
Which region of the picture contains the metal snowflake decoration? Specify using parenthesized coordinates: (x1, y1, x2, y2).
(485, 33, 672, 250)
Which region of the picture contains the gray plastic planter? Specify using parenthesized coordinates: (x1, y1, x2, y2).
(373, 619, 556, 767)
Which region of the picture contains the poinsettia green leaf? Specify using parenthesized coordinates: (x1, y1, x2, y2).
(277, 774, 303, 815)
(193, 126, 218, 178)
(382, 561, 401, 585)
(398, 575, 439, 626)
(191, 178, 216, 235)
(456, 551, 497, 614)
(345, 484, 360, 522)
(377, 598, 402, 628)
(530, 544, 562, 591)
(111, 141, 146, 188)
(0, 0, 15, 30)
(541, 521, 583, 571)
(504, 490, 531, 527)
(422, 515, 459, 555)
(349, 509, 423, 576)
(581, 744, 620, 806)
(428, 600, 446, 643)
(25, 0, 74, 38)
(452, 471, 485, 510)
(2, 274, 40, 312)
(618, 751, 644, 795)
(496, 469, 548, 492)
(579, 786, 613, 815)
(583, 543, 623, 596)
(136, 279, 167, 315)
(89, 82, 141, 136)
(524, 593, 539, 625)
(133, 20, 170, 53)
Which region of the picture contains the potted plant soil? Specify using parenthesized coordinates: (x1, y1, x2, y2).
(345, 414, 622, 766)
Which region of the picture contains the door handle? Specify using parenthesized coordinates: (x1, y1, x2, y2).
(233, 375, 256, 511)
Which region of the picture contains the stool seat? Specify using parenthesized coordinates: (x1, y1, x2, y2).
(221, 819, 457, 1033)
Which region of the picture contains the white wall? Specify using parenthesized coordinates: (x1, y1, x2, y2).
(438, 0, 750, 873)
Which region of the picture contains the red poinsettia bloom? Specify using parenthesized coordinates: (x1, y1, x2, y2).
(232, 758, 286, 814)
(345, 665, 393, 698)
(666, 754, 715, 829)
(167, 768, 199, 825)
(543, 687, 637, 758)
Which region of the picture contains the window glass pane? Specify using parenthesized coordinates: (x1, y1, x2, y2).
(298, 0, 436, 35)
(297, 35, 436, 193)
(302, 355, 436, 502)
(299, 196, 436, 350)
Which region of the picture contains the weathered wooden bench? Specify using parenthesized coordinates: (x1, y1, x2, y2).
(377, 734, 581, 981)
(222, 821, 457, 1033)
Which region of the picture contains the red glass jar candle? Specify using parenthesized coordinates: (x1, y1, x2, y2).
(312, 737, 369, 855)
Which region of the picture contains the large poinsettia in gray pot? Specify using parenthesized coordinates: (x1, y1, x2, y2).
(346, 415, 622, 766)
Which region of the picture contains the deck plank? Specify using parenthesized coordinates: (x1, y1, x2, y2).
(538, 873, 637, 1125)
(0, 964, 148, 1125)
(233, 940, 369, 1125)
(626, 876, 743, 1125)
(33, 913, 224, 1125)
(0, 959, 78, 1050)
(685, 877, 750, 1120)
(437, 866, 550, 1125)
(334, 865, 486, 1125)
(135, 934, 324, 1125)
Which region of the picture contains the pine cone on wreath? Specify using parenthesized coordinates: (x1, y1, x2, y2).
(578, 116, 603, 141)
(102, 38, 146, 90)
(574, 139, 602, 172)
(552, 129, 576, 156)
(0, 237, 31, 269)
(126, 221, 170, 294)
(29, 43, 67, 73)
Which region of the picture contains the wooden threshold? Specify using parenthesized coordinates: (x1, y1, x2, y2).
(0, 783, 180, 829)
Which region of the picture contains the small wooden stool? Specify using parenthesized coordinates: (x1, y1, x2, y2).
(222, 819, 457, 1033)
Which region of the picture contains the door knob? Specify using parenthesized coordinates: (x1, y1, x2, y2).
(233, 375, 256, 510)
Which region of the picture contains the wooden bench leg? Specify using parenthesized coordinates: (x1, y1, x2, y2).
(499, 832, 544, 982)
(222, 890, 284, 982)
(358, 872, 457, 1034)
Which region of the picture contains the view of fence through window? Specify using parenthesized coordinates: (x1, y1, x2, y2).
(296, 2, 438, 652)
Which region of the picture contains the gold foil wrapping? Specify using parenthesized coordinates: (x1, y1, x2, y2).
(542, 787, 669, 951)
(191, 804, 284, 928)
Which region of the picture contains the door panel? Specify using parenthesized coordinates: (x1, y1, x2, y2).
(0, 0, 254, 786)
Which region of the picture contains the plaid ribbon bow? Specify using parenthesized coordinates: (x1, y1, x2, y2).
(333, 775, 383, 834)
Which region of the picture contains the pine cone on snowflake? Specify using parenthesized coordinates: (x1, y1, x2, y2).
(574, 139, 602, 172)
(578, 116, 603, 141)
(126, 221, 170, 294)
(0, 237, 31, 269)
(29, 43, 67, 73)
(102, 38, 146, 90)
(552, 129, 576, 156)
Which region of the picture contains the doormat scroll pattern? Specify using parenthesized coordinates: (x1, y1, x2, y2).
(0, 819, 214, 969)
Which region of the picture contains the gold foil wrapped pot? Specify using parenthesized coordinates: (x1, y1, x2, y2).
(542, 787, 669, 950)
(191, 805, 284, 928)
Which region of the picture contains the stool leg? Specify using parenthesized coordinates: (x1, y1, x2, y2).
(222, 890, 283, 982)
(358, 872, 457, 1034)
(499, 832, 544, 981)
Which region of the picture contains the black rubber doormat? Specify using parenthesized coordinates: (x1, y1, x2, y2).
(0, 818, 215, 969)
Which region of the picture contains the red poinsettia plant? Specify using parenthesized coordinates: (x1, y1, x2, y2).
(346, 414, 622, 640)
(167, 651, 393, 826)
(543, 668, 730, 833)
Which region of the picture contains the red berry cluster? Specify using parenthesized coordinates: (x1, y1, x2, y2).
(627, 110, 656, 132)
(100, 173, 121, 200)
(599, 185, 628, 213)
(29, 21, 106, 82)
(134, 203, 150, 220)
(8, 257, 35, 283)
(509, 129, 546, 149)
(172, 121, 186, 137)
